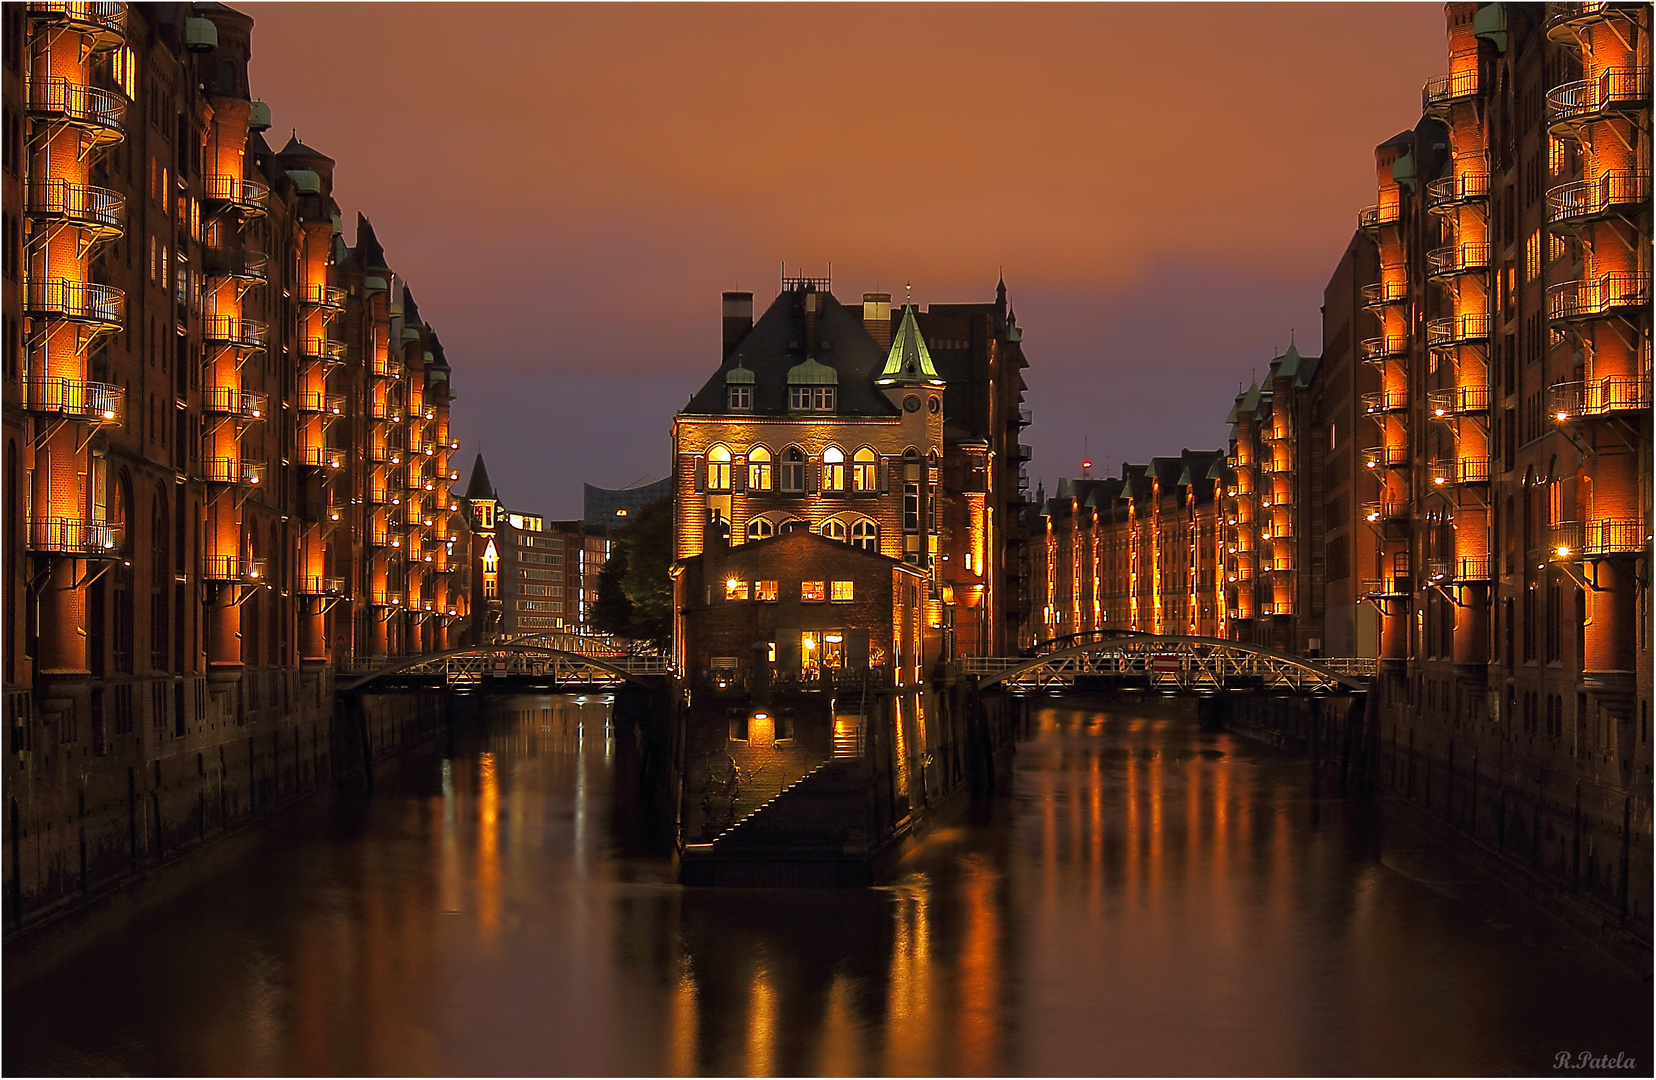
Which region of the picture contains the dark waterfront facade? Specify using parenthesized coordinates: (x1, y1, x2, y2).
(4, 694, 1649, 1075)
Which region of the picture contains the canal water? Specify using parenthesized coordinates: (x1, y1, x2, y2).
(4, 695, 1649, 1076)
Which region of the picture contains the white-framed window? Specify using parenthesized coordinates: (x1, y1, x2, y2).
(789, 385, 835, 411)
(748, 446, 772, 491)
(707, 445, 732, 491)
(822, 446, 845, 492)
(822, 519, 847, 542)
(781, 447, 806, 493)
(853, 447, 877, 492)
(728, 384, 751, 411)
(851, 519, 878, 552)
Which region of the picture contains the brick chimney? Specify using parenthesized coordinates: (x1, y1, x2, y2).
(722, 292, 753, 359)
(863, 292, 892, 350)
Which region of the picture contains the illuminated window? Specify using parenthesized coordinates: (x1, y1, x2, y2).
(830, 580, 854, 602)
(822, 519, 847, 542)
(728, 384, 751, 411)
(1548, 135, 1563, 175)
(755, 580, 778, 602)
(725, 578, 749, 601)
(747, 517, 774, 541)
(801, 580, 826, 602)
(822, 446, 845, 492)
(781, 447, 806, 493)
(852, 519, 878, 551)
(748, 446, 772, 491)
(904, 482, 921, 531)
(707, 445, 732, 491)
(853, 447, 877, 492)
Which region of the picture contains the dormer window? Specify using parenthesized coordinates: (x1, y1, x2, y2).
(728, 384, 751, 411)
(789, 385, 834, 411)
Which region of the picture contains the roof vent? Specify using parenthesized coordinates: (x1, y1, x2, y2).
(184, 17, 218, 51)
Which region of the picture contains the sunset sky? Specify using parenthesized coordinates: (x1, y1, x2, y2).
(241, 2, 1447, 518)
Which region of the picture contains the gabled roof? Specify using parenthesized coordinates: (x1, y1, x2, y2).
(681, 287, 899, 418)
(464, 453, 496, 501)
(877, 304, 943, 386)
(402, 285, 423, 327)
(354, 214, 388, 271)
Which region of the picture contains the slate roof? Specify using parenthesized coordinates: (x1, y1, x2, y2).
(464, 453, 496, 501)
(353, 213, 388, 271)
(683, 287, 900, 418)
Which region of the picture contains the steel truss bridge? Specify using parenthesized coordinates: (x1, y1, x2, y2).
(338, 643, 669, 693)
(960, 634, 1375, 695)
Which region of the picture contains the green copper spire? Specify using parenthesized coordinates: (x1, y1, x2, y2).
(876, 304, 943, 386)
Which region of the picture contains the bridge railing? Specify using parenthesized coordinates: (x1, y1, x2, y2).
(963, 639, 1372, 694)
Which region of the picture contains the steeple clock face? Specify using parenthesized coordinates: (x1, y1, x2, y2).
(903, 395, 921, 413)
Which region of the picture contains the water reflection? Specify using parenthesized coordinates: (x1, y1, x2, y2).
(3, 695, 1649, 1076)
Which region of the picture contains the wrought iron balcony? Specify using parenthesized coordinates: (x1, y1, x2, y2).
(202, 248, 269, 283)
(1426, 313, 1489, 347)
(202, 386, 267, 420)
(202, 315, 268, 348)
(1429, 456, 1492, 487)
(297, 445, 344, 470)
(297, 575, 346, 597)
(202, 457, 266, 486)
(1361, 335, 1409, 364)
(1547, 69, 1651, 129)
(1426, 170, 1490, 212)
(370, 353, 404, 379)
(1550, 375, 1652, 421)
(1363, 444, 1410, 470)
(1260, 600, 1294, 617)
(23, 278, 123, 330)
(203, 555, 267, 582)
(1361, 279, 1409, 309)
(1361, 389, 1410, 415)
(368, 482, 403, 506)
(203, 175, 268, 215)
(1360, 576, 1412, 600)
(26, 517, 121, 557)
(1548, 170, 1651, 227)
(1427, 242, 1491, 278)
(367, 444, 404, 465)
(1015, 443, 1033, 463)
(1547, 273, 1651, 324)
(299, 337, 347, 366)
(1358, 203, 1401, 232)
(1361, 500, 1410, 526)
(1428, 555, 1492, 582)
(26, 77, 124, 145)
(370, 588, 406, 608)
(299, 283, 346, 312)
(25, 180, 123, 241)
(26, 1, 126, 47)
(297, 391, 345, 416)
(23, 376, 123, 424)
(368, 398, 403, 423)
(1428, 385, 1491, 418)
(1423, 62, 1480, 112)
(369, 526, 404, 549)
(1550, 519, 1648, 560)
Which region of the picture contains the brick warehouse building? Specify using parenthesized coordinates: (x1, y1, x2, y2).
(3, 1, 470, 925)
(1035, 2, 1652, 936)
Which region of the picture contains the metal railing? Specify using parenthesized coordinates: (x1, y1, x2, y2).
(297, 575, 347, 596)
(25, 179, 123, 234)
(1427, 313, 1490, 346)
(299, 284, 346, 311)
(23, 278, 123, 327)
(23, 376, 123, 423)
(1551, 519, 1649, 559)
(1361, 335, 1408, 363)
(1360, 577, 1412, 599)
(27, 1, 126, 40)
(368, 398, 403, 422)
(1427, 242, 1491, 277)
(1428, 555, 1491, 581)
(1361, 389, 1410, 415)
(1361, 500, 1409, 526)
(1426, 170, 1491, 210)
(299, 337, 347, 364)
(202, 248, 269, 282)
(203, 175, 269, 212)
(370, 353, 404, 378)
(1361, 280, 1409, 308)
(297, 391, 345, 415)
(1549, 375, 1652, 419)
(1423, 63, 1480, 110)
(26, 517, 121, 555)
(203, 555, 267, 581)
(1547, 69, 1652, 125)
(1548, 170, 1650, 225)
(369, 527, 404, 549)
(1363, 444, 1410, 469)
(1429, 456, 1492, 486)
(26, 77, 124, 140)
(201, 386, 266, 419)
(370, 588, 406, 607)
(202, 315, 268, 348)
(1547, 273, 1651, 322)
(367, 444, 403, 464)
(296, 445, 344, 469)
(202, 457, 267, 485)
(1358, 203, 1401, 230)
(1428, 385, 1491, 417)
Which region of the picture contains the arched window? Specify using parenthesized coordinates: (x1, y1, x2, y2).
(853, 447, 877, 492)
(821, 519, 847, 542)
(748, 446, 772, 492)
(822, 446, 845, 492)
(780, 518, 808, 534)
(707, 445, 732, 492)
(747, 517, 775, 541)
(852, 519, 879, 552)
(781, 447, 806, 493)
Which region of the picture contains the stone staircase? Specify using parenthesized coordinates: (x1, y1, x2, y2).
(709, 758, 871, 853)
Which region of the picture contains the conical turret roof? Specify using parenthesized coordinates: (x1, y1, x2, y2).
(464, 453, 497, 501)
(876, 304, 943, 386)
